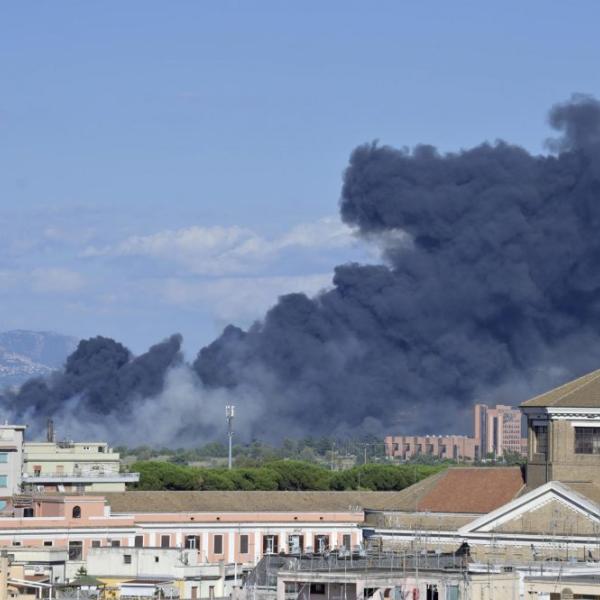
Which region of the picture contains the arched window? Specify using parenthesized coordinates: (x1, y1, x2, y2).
(72, 505, 81, 519)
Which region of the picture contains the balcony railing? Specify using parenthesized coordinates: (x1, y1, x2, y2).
(22, 471, 139, 482)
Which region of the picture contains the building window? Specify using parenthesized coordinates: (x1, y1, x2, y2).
(91, 540, 101, 548)
(213, 535, 223, 554)
(111, 540, 121, 547)
(68, 541, 83, 561)
(43, 541, 53, 547)
(342, 534, 352, 549)
(287, 534, 303, 553)
(161, 535, 170, 548)
(23, 508, 34, 518)
(575, 427, 600, 454)
(72, 506, 81, 519)
(262, 535, 278, 554)
(426, 584, 438, 600)
(185, 535, 200, 550)
(134, 535, 144, 548)
(154, 556, 159, 563)
(0, 453, 8, 463)
(0, 475, 7, 488)
(310, 584, 325, 595)
(240, 535, 249, 554)
(446, 586, 459, 600)
(533, 425, 548, 457)
(285, 583, 299, 595)
(314, 535, 329, 554)
(123, 554, 132, 564)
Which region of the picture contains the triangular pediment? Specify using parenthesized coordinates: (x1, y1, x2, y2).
(459, 482, 600, 536)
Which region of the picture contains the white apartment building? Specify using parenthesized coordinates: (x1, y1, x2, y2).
(0, 424, 26, 502)
(86, 546, 240, 598)
(22, 441, 138, 493)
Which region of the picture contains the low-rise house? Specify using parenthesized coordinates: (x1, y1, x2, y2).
(87, 547, 239, 599)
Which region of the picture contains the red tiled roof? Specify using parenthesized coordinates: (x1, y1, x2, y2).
(416, 467, 524, 514)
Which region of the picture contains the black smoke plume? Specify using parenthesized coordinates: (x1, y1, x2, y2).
(195, 94, 600, 435)
(5, 94, 600, 442)
(7, 334, 183, 420)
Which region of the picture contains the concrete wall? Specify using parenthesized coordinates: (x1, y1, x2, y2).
(527, 418, 600, 487)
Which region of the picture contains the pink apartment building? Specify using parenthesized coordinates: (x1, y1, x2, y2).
(0, 490, 393, 577)
(473, 403, 526, 457)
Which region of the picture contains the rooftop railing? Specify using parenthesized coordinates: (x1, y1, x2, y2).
(22, 471, 139, 481)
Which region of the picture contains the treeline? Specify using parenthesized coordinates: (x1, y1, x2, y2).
(130, 460, 443, 492)
(116, 435, 388, 466)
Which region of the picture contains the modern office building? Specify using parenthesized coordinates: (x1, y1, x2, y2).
(473, 403, 525, 458)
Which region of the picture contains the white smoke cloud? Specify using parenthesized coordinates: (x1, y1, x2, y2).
(161, 273, 333, 322)
(82, 217, 358, 276)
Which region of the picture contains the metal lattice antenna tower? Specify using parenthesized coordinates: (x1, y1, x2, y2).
(226, 405, 235, 470)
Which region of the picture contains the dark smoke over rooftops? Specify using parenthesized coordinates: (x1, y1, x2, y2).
(8, 334, 183, 418)
(5, 94, 600, 443)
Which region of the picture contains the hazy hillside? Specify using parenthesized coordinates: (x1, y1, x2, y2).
(0, 330, 78, 388)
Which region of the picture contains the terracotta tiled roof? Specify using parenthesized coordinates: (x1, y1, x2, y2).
(520, 367, 600, 408)
(414, 467, 525, 514)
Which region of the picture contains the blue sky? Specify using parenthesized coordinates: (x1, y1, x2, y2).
(2, 1, 600, 356)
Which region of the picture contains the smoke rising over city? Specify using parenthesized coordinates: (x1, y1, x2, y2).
(4, 95, 600, 444)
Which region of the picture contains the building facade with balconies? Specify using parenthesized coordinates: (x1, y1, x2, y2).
(22, 441, 138, 493)
(0, 425, 26, 502)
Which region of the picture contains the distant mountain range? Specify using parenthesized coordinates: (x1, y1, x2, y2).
(0, 330, 78, 389)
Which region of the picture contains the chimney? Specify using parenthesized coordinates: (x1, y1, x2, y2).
(47, 419, 55, 443)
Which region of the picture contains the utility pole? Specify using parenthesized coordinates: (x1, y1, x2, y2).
(226, 405, 235, 470)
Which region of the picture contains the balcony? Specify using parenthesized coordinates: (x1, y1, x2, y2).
(22, 471, 139, 484)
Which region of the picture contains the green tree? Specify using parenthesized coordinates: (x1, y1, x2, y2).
(132, 461, 198, 490)
(267, 460, 331, 490)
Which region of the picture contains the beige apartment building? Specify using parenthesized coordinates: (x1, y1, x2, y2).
(22, 441, 138, 493)
(384, 434, 478, 461)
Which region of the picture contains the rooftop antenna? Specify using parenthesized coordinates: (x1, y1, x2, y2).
(226, 405, 235, 470)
